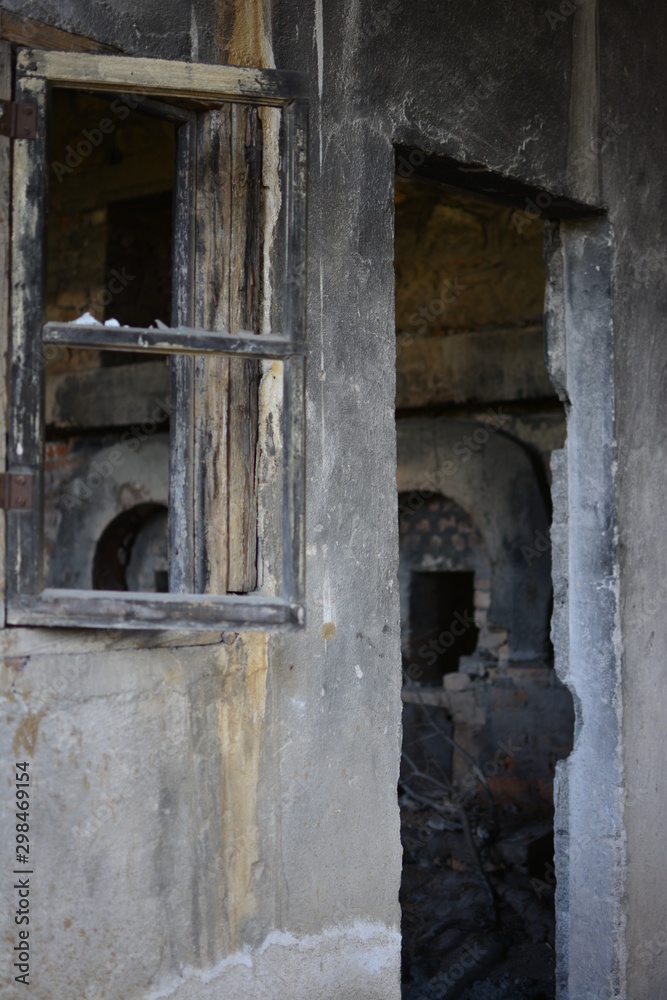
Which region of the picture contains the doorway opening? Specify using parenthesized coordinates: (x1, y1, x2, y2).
(395, 168, 574, 999)
(408, 570, 478, 682)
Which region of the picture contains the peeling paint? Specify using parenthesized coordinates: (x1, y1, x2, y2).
(217, 0, 274, 69)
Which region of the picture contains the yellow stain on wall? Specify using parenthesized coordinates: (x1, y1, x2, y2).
(217, 0, 274, 69)
(209, 0, 276, 949)
(13, 710, 45, 757)
(218, 632, 269, 947)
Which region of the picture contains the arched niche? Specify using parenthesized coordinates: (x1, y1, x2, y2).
(46, 436, 169, 590)
(396, 417, 551, 663)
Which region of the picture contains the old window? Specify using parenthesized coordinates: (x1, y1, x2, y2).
(6, 49, 307, 630)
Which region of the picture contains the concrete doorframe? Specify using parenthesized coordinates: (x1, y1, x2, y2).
(544, 218, 626, 999)
(391, 145, 624, 992)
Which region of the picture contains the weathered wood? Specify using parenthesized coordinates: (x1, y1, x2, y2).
(228, 348, 260, 592)
(282, 100, 308, 343)
(129, 96, 196, 126)
(7, 71, 47, 598)
(194, 104, 264, 596)
(42, 322, 303, 358)
(5, 49, 308, 628)
(0, 11, 118, 53)
(45, 359, 170, 428)
(0, 41, 10, 618)
(170, 118, 197, 594)
(7, 589, 303, 629)
(255, 359, 285, 597)
(395, 326, 556, 409)
(227, 106, 262, 593)
(194, 108, 232, 595)
(280, 101, 308, 605)
(18, 49, 308, 106)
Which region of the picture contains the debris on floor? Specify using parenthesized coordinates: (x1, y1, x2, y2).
(400, 797, 556, 1000)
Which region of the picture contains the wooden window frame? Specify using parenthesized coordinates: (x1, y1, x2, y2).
(6, 49, 307, 630)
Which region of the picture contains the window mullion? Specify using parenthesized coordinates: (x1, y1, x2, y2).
(7, 71, 47, 599)
(193, 104, 264, 597)
(280, 100, 308, 607)
(41, 323, 300, 356)
(282, 99, 308, 345)
(169, 116, 197, 594)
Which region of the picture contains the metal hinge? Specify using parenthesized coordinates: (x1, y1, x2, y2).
(0, 100, 37, 140)
(0, 472, 34, 510)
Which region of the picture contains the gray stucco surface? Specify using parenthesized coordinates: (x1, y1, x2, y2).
(601, 2, 667, 997)
(0, 0, 199, 59)
(546, 220, 625, 999)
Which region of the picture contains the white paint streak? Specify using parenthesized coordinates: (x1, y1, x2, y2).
(314, 0, 324, 171)
(147, 922, 400, 1000)
(322, 567, 332, 623)
(314, 0, 324, 99)
(189, 5, 199, 61)
(319, 260, 326, 458)
(147, 949, 253, 999)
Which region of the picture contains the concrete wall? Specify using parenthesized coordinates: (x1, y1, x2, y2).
(0, 0, 665, 997)
(546, 219, 623, 999)
(2, 3, 404, 996)
(600, 2, 667, 997)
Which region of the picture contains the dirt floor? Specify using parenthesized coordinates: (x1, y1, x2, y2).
(400, 797, 557, 1000)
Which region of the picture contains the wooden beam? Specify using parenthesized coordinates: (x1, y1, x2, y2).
(193, 104, 264, 596)
(42, 323, 304, 358)
(7, 71, 47, 599)
(227, 106, 262, 594)
(18, 48, 308, 105)
(7, 589, 304, 630)
(0, 11, 118, 54)
(0, 40, 10, 619)
(169, 119, 197, 595)
(281, 100, 308, 604)
(282, 101, 308, 342)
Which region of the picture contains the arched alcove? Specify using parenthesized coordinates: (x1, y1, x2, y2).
(397, 417, 552, 664)
(46, 436, 169, 590)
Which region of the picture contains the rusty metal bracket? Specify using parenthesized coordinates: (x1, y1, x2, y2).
(0, 472, 34, 510)
(0, 99, 37, 139)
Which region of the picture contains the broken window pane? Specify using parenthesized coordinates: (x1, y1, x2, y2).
(43, 348, 171, 592)
(46, 88, 175, 329)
